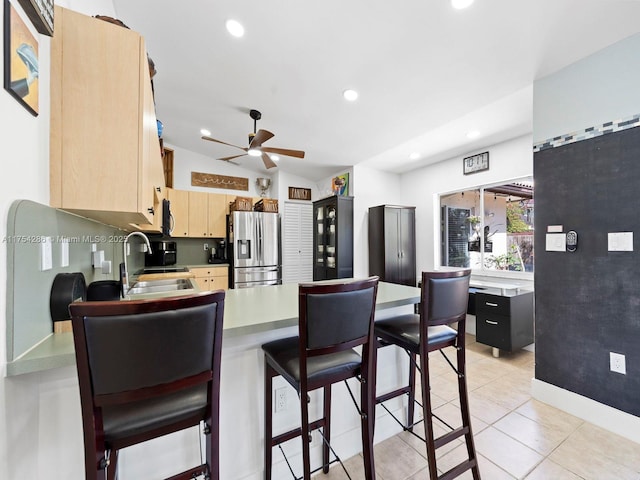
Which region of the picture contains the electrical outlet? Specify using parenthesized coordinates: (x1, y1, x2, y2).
(275, 387, 287, 413)
(610, 352, 626, 374)
(204, 243, 209, 251)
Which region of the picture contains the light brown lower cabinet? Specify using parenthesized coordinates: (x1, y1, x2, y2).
(191, 266, 228, 291)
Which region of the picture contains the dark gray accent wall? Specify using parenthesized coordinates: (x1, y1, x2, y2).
(534, 125, 640, 416)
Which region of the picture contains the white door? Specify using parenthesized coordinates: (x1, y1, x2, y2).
(282, 201, 313, 284)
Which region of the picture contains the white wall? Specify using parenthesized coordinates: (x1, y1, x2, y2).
(0, 2, 116, 479)
(168, 143, 275, 198)
(351, 165, 402, 278)
(399, 134, 533, 273)
(533, 33, 640, 144)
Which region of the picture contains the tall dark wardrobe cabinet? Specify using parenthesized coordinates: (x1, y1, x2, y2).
(368, 205, 416, 286)
(313, 195, 353, 281)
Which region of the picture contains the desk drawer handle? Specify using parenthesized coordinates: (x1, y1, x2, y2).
(485, 320, 499, 325)
(485, 302, 499, 307)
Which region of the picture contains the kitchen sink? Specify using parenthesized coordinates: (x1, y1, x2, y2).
(127, 278, 194, 295)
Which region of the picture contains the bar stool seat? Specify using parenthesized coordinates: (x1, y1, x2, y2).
(375, 313, 458, 348)
(262, 337, 362, 389)
(375, 269, 480, 480)
(262, 277, 379, 480)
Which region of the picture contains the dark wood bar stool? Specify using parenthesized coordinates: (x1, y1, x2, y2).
(262, 277, 379, 480)
(70, 291, 225, 480)
(375, 269, 480, 480)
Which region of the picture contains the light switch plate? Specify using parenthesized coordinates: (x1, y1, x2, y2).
(608, 232, 633, 251)
(545, 233, 566, 252)
(40, 236, 53, 271)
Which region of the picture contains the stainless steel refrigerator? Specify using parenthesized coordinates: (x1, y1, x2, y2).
(229, 211, 281, 288)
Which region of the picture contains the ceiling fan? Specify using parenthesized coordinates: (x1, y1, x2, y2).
(201, 109, 305, 169)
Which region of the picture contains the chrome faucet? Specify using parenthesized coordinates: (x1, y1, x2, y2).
(122, 232, 153, 293)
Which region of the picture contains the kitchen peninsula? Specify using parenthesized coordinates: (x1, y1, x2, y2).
(7, 278, 420, 479)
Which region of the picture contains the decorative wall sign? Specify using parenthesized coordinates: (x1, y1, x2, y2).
(463, 151, 489, 175)
(332, 173, 349, 196)
(17, 0, 53, 36)
(191, 172, 249, 191)
(3, 0, 39, 116)
(288, 186, 311, 201)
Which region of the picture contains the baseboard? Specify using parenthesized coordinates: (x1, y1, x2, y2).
(531, 378, 640, 444)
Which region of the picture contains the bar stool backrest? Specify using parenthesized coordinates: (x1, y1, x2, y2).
(299, 277, 379, 356)
(421, 269, 471, 327)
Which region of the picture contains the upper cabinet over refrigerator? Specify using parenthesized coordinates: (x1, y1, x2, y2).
(313, 196, 353, 281)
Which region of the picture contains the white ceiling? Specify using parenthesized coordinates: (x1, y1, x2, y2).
(112, 0, 640, 181)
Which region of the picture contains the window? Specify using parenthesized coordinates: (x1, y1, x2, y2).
(440, 177, 534, 274)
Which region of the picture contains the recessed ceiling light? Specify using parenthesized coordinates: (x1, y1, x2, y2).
(451, 0, 474, 9)
(200, 128, 211, 136)
(409, 152, 420, 160)
(248, 148, 262, 157)
(343, 89, 359, 102)
(466, 130, 480, 139)
(225, 19, 245, 38)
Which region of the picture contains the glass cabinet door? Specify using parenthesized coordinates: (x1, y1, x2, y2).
(314, 202, 337, 270)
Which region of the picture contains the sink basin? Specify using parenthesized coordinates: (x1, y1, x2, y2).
(128, 278, 194, 295)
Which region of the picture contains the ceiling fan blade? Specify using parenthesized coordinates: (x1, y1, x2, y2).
(202, 135, 247, 151)
(261, 147, 305, 159)
(250, 129, 275, 148)
(218, 154, 247, 161)
(261, 153, 277, 169)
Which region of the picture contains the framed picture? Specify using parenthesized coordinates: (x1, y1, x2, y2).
(3, 0, 39, 116)
(332, 173, 349, 196)
(16, 0, 53, 36)
(463, 151, 489, 175)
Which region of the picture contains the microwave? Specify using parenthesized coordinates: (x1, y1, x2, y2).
(161, 199, 173, 237)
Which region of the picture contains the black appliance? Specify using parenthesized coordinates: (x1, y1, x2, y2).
(161, 199, 173, 237)
(145, 240, 177, 266)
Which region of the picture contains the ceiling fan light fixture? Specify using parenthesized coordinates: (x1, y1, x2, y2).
(343, 89, 359, 101)
(248, 148, 262, 157)
(225, 19, 245, 38)
(451, 0, 474, 9)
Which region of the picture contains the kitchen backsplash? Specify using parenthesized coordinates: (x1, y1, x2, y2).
(6, 200, 146, 362)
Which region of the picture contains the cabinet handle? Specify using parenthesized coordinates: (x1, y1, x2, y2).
(485, 320, 498, 325)
(485, 302, 499, 307)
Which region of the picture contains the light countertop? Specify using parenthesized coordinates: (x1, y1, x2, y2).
(6, 281, 420, 376)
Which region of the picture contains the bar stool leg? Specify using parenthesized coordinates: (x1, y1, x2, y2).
(264, 363, 275, 480)
(322, 385, 332, 473)
(301, 384, 312, 480)
(407, 352, 417, 431)
(361, 370, 376, 479)
(420, 351, 439, 480)
(107, 450, 118, 480)
(457, 345, 480, 480)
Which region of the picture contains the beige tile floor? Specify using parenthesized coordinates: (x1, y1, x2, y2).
(313, 335, 640, 480)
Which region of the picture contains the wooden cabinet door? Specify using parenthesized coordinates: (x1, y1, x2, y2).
(208, 193, 227, 238)
(167, 188, 190, 237)
(188, 191, 209, 238)
(50, 7, 162, 228)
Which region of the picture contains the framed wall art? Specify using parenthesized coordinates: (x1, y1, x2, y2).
(463, 151, 489, 175)
(3, 0, 39, 116)
(16, 0, 53, 36)
(332, 173, 349, 196)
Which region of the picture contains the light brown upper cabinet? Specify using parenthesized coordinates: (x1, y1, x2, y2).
(166, 188, 189, 237)
(189, 191, 227, 238)
(49, 7, 164, 229)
